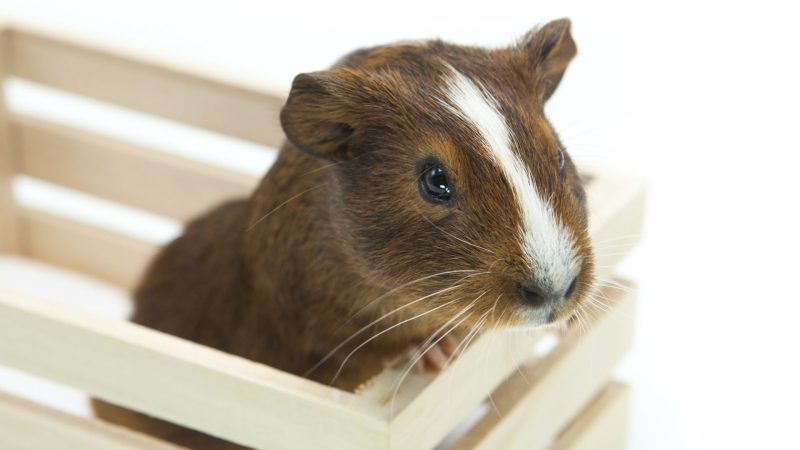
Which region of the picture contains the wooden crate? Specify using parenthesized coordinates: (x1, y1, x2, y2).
(0, 22, 646, 450)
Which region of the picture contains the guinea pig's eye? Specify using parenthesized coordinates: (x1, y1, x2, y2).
(418, 163, 453, 204)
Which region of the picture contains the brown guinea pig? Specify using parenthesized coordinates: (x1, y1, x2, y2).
(93, 18, 594, 449)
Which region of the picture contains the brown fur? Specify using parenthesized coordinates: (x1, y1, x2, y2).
(93, 18, 593, 449)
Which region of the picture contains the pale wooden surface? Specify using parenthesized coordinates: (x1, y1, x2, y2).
(6, 29, 286, 148)
(10, 114, 261, 221)
(584, 166, 646, 272)
(553, 382, 630, 450)
(0, 389, 183, 450)
(0, 286, 387, 450)
(0, 29, 18, 254)
(446, 281, 635, 450)
(368, 330, 546, 449)
(17, 207, 159, 290)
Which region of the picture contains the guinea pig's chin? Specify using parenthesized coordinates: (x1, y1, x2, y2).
(507, 301, 578, 330)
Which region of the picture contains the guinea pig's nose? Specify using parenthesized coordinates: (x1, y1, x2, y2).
(518, 282, 557, 307)
(518, 276, 578, 308)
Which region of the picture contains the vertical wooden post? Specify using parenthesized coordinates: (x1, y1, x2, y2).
(0, 28, 18, 253)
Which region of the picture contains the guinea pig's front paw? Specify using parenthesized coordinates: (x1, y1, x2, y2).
(406, 335, 459, 373)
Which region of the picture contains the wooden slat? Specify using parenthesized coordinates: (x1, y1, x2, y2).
(553, 382, 630, 450)
(0, 389, 182, 450)
(584, 167, 647, 271)
(7, 29, 286, 148)
(0, 286, 388, 450)
(567, 168, 647, 257)
(17, 208, 159, 290)
(361, 328, 547, 448)
(10, 114, 260, 221)
(446, 281, 635, 450)
(0, 29, 18, 253)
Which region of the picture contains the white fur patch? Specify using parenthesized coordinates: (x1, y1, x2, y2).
(440, 68, 578, 293)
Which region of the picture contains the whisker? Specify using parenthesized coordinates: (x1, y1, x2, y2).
(592, 279, 632, 294)
(592, 251, 637, 259)
(345, 269, 478, 323)
(592, 242, 639, 251)
(591, 234, 642, 245)
(445, 305, 490, 410)
(483, 334, 504, 417)
(584, 295, 611, 314)
(388, 297, 481, 416)
(413, 205, 496, 256)
(297, 161, 341, 177)
(448, 307, 491, 365)
(246, 184, 324, 231)
(329, 297, 460, 385)
(303, 274, 481, 377)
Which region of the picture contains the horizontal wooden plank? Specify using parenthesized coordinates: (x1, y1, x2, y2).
(7, 28, 287, 148)
(17, 207, 159, 290)
(10, 114, 260, 221)
(0, 29, 18, 254)
(447, 280, 636, 450)
(0, 389, 182, 450)
(553, 382, 630, 450)
(0, 286, 387, 450)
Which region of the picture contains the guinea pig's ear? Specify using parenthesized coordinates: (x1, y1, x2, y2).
(522, 18, 577, 102)
(280, 71, 355, 159)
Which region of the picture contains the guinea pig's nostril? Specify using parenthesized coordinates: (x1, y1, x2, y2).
(518, 282, 551, 308)
(565, 276, 578, 298)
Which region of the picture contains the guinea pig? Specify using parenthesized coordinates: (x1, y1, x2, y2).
(93, 17, 593, 449)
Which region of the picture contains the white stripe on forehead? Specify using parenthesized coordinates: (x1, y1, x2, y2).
(439, 68, 578, 290)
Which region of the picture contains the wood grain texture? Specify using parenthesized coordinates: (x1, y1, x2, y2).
(17, 207, 159, 290)
(392, 281, 635, 450)
(6, 29, 286, 148)
(0, 29, 18, 253)
(0, 286, 387, 450)
(10, 114, 261, 221)
(358, 327, 547, 448)
(0, 390, 183, 450)
(450, 281, 634, 450)
(553, 382, 630, 450)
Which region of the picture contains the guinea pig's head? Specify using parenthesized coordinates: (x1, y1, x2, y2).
(280, 18, 593, 332)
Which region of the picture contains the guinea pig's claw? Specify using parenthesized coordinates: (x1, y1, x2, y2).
(410, 335, 458, 373)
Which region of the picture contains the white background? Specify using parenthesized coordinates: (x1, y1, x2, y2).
(1, 1, 799, 449)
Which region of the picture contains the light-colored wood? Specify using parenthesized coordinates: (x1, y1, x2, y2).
(17, 207, 159, 289)
(6, 29, 286, 148)
(391, 282, 634, 450)
(553, 382, 630, 450)
(584, 167, 647, 271)
(0, 29, 18, 253)
(383, 330, 547, 450)
(446, 281, 635, 450)
(0, 286, 388, 450)
(10, 114, 260, 221)
(0, 389, 182, 450)
(358, 327, 546, 449)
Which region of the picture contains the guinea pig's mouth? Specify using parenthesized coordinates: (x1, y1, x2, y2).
(512, 299, 577, 328)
